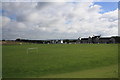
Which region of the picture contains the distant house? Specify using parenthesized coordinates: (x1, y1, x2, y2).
(99, 37, 111, 43)
(77, 35, 120, 44)
(57, 40, 63, 44)
(81, 38, 88, 43)
(111, 36, 120, 43)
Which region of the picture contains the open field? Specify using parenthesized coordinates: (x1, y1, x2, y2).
(2, 44, 118, 78)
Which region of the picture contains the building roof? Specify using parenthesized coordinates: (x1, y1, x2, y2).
(99, 37, 111, 40)
(81, 38, 88, 40)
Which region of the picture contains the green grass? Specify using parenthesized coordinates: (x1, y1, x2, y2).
(41, 65, 118, 78)
(2, 44, 118, 78)
(0, 45, 2, 79)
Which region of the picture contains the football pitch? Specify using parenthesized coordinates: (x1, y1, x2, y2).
(2, 44, 118, 78)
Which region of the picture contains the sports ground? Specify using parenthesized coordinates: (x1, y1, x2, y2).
(2, 44, 119, 78)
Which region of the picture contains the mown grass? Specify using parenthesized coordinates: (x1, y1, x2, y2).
(2, 44, 118, 78)
(41, 64, 118, 78)
(0, 45, 2, 79)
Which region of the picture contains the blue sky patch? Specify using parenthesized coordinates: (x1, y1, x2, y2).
(94, 2, 118, 13)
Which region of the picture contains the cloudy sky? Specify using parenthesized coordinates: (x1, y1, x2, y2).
(1, 1, 118, 40)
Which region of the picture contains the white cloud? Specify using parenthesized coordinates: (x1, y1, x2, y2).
(1, 16, 11, 27)
(2, 2, 118, 39)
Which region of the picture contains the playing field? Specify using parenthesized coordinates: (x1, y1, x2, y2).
(2, 44, 118, 78)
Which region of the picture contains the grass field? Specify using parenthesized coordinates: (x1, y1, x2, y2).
(2, 44, 118, 78)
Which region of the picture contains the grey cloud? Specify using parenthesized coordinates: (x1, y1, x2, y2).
(36, 2, 53, 9)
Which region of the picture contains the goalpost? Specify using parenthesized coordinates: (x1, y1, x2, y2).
(27, 47, 38, 54)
